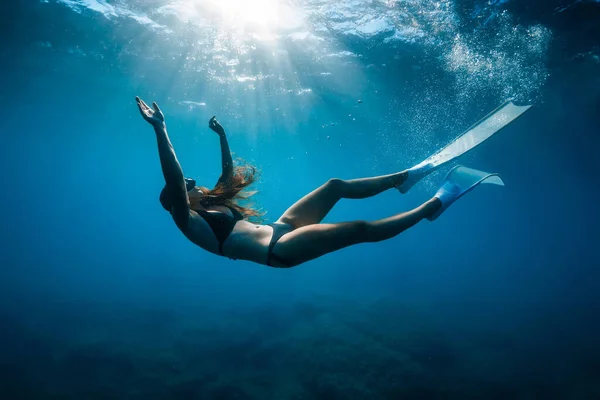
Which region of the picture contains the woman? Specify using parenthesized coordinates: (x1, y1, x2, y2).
(136, 96, 477, 268)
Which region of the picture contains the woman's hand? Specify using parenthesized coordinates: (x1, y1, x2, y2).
(209, 115, 225, 136)
(136, 96, 165, 128)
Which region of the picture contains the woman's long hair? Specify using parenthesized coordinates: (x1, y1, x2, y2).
(191, 159, 263, 221)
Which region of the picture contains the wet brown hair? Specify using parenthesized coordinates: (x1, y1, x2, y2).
(193, 161, 263, 221)
(160, 158, 264, 222)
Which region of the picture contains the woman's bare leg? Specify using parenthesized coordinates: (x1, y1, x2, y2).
(276, 171, 409, 228)
(271, 198, 441, 267)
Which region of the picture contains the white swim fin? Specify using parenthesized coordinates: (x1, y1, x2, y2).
(428, 165, 505, 221)
(397, 101, 531, 194)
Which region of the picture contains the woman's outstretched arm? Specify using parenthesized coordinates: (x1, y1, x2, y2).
(209, 116, 234, 186)
(136, 97, 189, 228)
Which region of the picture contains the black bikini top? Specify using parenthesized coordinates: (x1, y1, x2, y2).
(195, 207, 244, 255)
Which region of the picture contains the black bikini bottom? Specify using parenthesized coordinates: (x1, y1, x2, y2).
(266, 223, 294, 267)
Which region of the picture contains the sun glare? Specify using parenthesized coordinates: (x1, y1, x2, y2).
(209, 0, 282, 29)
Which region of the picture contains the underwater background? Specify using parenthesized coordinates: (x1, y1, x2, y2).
(1, 0, 599, 398)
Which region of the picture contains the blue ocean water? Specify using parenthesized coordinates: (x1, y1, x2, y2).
(0, 0, 599, 398)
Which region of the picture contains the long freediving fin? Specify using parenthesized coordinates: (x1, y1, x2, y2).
(397, 101, 531, 194)
(428, 165, 505, 221)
